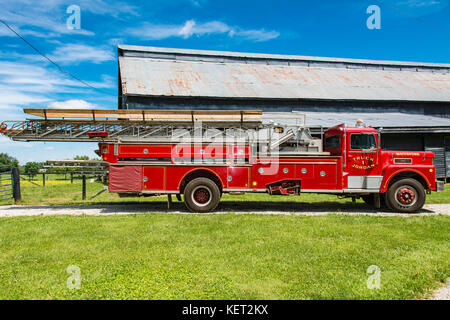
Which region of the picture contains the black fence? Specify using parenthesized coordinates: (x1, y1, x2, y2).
(0, 167, 21, 204)
(20, 171, 107, 186)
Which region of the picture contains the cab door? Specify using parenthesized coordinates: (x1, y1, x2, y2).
(346, 132, 382, 189)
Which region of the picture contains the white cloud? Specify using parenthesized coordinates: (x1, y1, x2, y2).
(50, 44, 115, 64)
(397, 0, 442, 7)
(0, 136, 33, 149)
(391, 0, 449, 16)
(0, 91, 49, 107)
(0, 59, 114, 118)
(1, 42, 116, 66)
(0, 0, 137, 38)
(0, 7, 94, 37)
(128, 19, 280, 42)
(47, 99, 98, 109)
(179, 20, 197, 38)
(231, 29, 280, 42)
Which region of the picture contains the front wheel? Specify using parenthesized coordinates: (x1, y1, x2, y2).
(385, 178, 426, 213)
(183, 177, 221, 213)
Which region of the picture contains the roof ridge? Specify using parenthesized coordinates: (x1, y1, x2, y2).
(118, 44, 450, 70)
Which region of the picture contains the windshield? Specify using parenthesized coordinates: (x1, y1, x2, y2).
(351, 134, 376, 150)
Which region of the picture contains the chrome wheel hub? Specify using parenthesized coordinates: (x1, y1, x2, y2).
(192, 186, 212, 207)
(395, 186, 417, 207)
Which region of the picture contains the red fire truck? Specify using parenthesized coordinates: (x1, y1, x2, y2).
(1, 109, 444, 213)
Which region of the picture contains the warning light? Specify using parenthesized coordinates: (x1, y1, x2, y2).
(252, 181, 257, 186)
(429, 169, 433, 173)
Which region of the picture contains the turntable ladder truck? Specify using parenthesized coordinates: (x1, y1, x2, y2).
(0, 108, 443, 213)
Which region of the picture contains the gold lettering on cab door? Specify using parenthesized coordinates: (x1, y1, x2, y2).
(351, 156, 375, 170)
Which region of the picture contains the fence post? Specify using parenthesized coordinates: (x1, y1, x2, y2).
(42, 173, 46, 187)
(82, 175, 86, 200)
(12, 168, 21, 205)
(71, 173, 74, 184)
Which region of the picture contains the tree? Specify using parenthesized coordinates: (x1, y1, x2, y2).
(74, 155, 89, 160)
(0, 153, 18, 170)
(24, 162, 42, 178)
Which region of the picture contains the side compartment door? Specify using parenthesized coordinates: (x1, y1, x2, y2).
(142, 167, 165, 191)
(313, 163, 338, 188)
(227, 167, 250, 189)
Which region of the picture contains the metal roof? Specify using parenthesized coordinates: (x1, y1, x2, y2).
(276, 112, 450, 132)
(118, 45, 450, 103)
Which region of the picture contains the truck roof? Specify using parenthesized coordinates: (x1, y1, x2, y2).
(326, 124, 378, 134)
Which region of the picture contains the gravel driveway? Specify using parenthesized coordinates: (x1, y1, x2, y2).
(0, 202, 449, 217)
(427, 281, 450, 300)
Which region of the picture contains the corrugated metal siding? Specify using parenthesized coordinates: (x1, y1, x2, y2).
(446, 137, 450, 178)
(425, 135, 446, 179)
(426, 147, 446, 178)
(118, 56, 450, 102)
(381, 135, 424, 151)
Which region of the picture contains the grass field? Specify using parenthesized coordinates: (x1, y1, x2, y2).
(0, 214, 448, 299)
(0, 181, 448, 300)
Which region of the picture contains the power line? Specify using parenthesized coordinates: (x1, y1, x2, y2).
(0, 18, 116, 97)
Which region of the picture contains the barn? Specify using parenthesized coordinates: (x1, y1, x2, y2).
(117, 45, 450, 180)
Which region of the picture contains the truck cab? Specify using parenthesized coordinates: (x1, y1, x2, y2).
(324, 123, 442, 212)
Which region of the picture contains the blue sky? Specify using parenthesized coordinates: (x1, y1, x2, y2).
(0, 0, 449, 164)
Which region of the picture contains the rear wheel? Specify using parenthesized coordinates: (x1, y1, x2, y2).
(183, 177, 221, 213)
(385, 178, 425, 213)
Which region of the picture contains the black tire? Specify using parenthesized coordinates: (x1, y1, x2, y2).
(362, 194, 386, 208)
(183, 177, 221, 213)
(385, 178, 426, 213)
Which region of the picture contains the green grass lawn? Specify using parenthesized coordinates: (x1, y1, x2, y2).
(0, 214, 448, 299)
(0, 182, 448, 300)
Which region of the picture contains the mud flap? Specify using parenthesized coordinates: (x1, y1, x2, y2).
(374, 193, 381, 209)
(167, 194, 172, 209)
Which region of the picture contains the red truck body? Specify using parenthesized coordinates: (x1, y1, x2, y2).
(1, 109, 442, 213)
(98, 124, 440, 213)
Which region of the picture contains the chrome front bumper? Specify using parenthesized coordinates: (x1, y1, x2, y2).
(436, 180, 445, 193)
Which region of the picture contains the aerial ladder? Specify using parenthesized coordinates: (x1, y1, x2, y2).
(0, 108, 322, 153)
